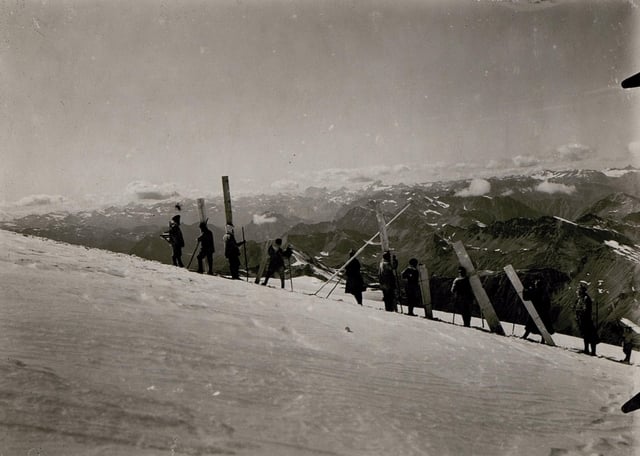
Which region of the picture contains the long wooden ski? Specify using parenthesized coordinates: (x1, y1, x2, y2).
(621, 317, 640, 334)
(254, 240, 272, 284)
(418, 263, 433, 319)
(503, 265, 555, 346)
(452, 241, 505, 335)
(373, 201, 390, 252)
(373, 201, 402, 313)
(222, 176, 233, 226)
(196, 198, 207, 224)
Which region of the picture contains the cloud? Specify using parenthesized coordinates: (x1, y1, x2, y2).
(555, 143, 594, 162)
(535, 181, 576, 195)
(628, 142, 640, 166)
(270, 179, 299, 192)
(125, 181, 180, 200)
(253, 214, 277, 225)
(309, 164, 413, 185)
(455, 179, 491, 197)
(14, 194, 68, 207)
(486, 159, 511, 170)
(512, 155, 541, 168)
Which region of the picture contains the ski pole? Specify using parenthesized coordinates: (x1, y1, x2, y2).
(326, 273, 343, 298)
(242, 226, 249, 282)
(186, 241, 200, 270)
(595, 299, 599, 343)
(287, 256, 294, 292)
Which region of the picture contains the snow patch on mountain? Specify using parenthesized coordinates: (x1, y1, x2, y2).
(604, 240, 640, 264)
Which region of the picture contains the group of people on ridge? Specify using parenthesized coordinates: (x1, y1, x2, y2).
(162, 215, 292, 285)
(162, 214, 246, 279)
(345, 249, 425, 317)
(165, 214, 633, 363)
(344, 248, 633, 362)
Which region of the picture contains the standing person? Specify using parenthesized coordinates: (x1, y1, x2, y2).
(196, 222, 214, 275)
(262, 238, 292, 288)
(521, 278, 555, 343)
(223, 224, 245, 280)
(401, 258, 423, 317)
(379, 251, 398, 312)
(344, 249, 364, 305)
(574, 282, 598, 356)
(622, 326, 634, 364)
(162, 215, 185, 267)
(451, 266, 474, 327)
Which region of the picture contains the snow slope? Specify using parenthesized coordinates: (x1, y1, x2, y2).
(0, 229, 638, 456)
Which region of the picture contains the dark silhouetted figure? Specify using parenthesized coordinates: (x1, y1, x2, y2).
(401, 258, 423, 317)
(379, 251, 398, 312)
(344, 249, 364, 305)
(163, 215, 185, 267)
(574, 282, 598, 356)
(223, 224, 245, 280)
(521, 279, 555, 344)
(451, 266, 474, 327)
(622, 326, 634, 364)
(262, 238, 292, 288)
(196, 222, 214, 275)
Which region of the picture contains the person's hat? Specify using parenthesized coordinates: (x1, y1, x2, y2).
(199, 222, 207, 230)
(172, 215, 181, 223)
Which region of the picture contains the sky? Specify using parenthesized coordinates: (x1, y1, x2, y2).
(2, 0, 640, 208)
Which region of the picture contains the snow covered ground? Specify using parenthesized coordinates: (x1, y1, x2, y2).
(0, 229, 638, 456)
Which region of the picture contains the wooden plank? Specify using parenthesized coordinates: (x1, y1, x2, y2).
(196, 198, 207, 224)
(503, 265, 556, 346)
(452, 241, 505, 335)
(222, 176, 233, 227)
(254, 240, 272, 284)
(373, 201, 390, 252)
(418, 263, 433, 319)
(621, 317, 640, 334)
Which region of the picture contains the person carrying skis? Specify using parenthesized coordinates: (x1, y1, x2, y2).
(451, 266, 474, 327)
(379, 251, 398, 312)
(223, 224, 245, 280)
(521, 278, 555, 343)
(574, 282, 598, 356)
(344, 249, 365, 305)
(401, 258, 422, 317)
(196, 222, 214, 275)
(262, 238, 292, 288)
(162, 215, 185, 267)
